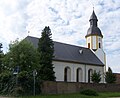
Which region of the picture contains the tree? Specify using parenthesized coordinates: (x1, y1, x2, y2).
(105, 67, 116, 83)
(2, 40, 40, 95)
(0, 43, 4, 73)
(37, 26, 56, 81)
(4, 39, 39, 71)
(91, 71, 101, 83)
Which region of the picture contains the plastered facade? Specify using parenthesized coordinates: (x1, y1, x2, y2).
(53, 61, 104, 83)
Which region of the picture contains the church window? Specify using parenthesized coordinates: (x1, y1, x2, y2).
(64, 67, 71, 82)
(88, 43, 90, 48)
(88, 69, 93, 83)
(99, 38, 101, 41)
(90, 21, 93, 26)
(99, 43, 101, 48)
(88, 38, 90, 42)
(76, 68, 83, 82)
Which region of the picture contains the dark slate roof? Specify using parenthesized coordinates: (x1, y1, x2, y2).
(25, 36, 104, 66)
(85, 10, 103, 38)
(90, 10, 98, 21)
(86, 26, 103, 37)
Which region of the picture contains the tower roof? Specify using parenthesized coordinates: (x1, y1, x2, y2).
(85, 10, 103, 38)
(90, 10, 98, 21)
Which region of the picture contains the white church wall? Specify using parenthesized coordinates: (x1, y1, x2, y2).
(73, 63, 85, 82)
(53, 61, 65, 81)
(53, 61, 104, 83)
(86, 36, 91, 48)
(95, 48, 106, 65)
(53, 61, 85, 82)
(92, 36, 96, 49)
(86, 65, 104, 83)
(98, 36, 103, 49)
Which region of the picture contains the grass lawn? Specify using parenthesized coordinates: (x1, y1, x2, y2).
(18, 92, 120, 98)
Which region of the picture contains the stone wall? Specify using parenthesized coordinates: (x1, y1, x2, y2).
(41, 81, 120, 94)
(114, 73, 120, 84)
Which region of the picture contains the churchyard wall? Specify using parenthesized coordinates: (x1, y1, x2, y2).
(41, 81, 120, 94)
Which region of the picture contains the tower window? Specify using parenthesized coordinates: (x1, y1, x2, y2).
(99, 38, 101, 41)
(99, 43, 101, 48)
(88, 43, 90, 48)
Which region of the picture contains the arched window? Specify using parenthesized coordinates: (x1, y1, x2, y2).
(88, 69, 93, 83)
(88, 43, 90, 48)
(64, 67, 71, 82)
(99, 43, 101, 48)
(76, 68, 83, 82)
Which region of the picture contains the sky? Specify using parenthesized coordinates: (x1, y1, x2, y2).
(0, 0, 120, 73)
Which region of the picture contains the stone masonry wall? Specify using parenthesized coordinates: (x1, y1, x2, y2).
(41, 81, 120, 94)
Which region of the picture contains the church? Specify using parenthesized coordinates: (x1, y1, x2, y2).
(26, 10, 106, 83)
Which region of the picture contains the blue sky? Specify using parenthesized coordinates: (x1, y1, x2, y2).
(0, 0, 120, 72)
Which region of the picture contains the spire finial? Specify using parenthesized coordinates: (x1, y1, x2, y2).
(28, 31, 30, 36)
(91, 2, 94, 11)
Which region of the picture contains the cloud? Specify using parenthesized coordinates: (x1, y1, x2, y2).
(107, 53, 120, 73)
(0, 0, 120, 72)
(26, 0, 120, 73)
(0, 0, 30, 52)
(26, 0, 92, 45)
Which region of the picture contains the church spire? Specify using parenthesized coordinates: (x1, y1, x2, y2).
(85, 10, 103, 38)
(89, 10, 98, 27)
(85, 9, 106, 77)
(85, 9, 103, 51)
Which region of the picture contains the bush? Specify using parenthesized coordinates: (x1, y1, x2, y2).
(91, 71, 101, 83)
(105, 67, 116, 83)
(80, 89, 99, 96)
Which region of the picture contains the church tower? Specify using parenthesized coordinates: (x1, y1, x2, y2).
(85, 10, 106, 66)
(85, 10, 103, 51)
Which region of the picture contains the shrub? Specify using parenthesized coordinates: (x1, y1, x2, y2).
(91, 71, 101, 83)
(80, 89, 99, 96)
(105, 67, 116, 83)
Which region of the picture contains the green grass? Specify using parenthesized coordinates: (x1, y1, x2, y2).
(18, 92, 120, 98)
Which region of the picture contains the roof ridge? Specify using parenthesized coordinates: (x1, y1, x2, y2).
(54, 41, 88, 49)
(27, 36, 39, 39)
(26, 36, 88, 49)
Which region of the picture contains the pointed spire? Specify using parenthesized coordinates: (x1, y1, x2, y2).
(89, 9, 98, 27)
(90, 10, 98, 21)
(85, 9, 103, 38)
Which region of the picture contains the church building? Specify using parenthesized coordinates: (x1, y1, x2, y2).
(26, 10, 106, 83)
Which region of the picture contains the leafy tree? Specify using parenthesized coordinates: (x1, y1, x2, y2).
(0, 43, 4, 73)
(2, 40, 40, 95)
(38, 26, 56, 81)
(105, 67, 116, 83)
(4, 40, 39, 71)
(91, 71, 101, 83)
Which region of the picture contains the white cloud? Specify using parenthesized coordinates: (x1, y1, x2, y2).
(0, 0, 120, 72)
(107, 53, 120, 73)
(0, 0, 30, 52)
